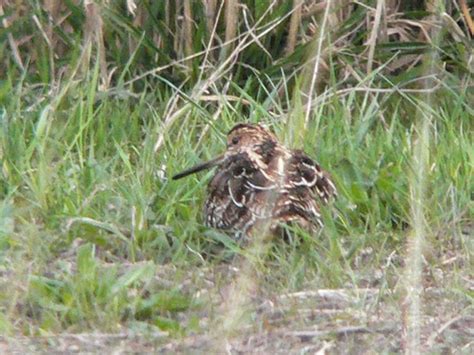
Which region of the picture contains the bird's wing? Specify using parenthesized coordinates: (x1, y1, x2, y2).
(285, 150, 337, 203)
(204, 167, 249, 231)
(272, 150, 337, 228)
(204, 152, 276, 233)
(204, 153, 264, 232)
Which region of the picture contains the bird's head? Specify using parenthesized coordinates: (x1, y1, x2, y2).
(172, 123, 277, 180)
(225, 123, 277, 155)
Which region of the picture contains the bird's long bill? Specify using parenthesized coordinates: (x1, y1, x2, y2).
(172, 155, 224, 180)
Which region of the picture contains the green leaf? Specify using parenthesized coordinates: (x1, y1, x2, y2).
(154, 316, 180, 333)
(138, 290, 191, 313)
(111, 262, 155, 295)
(76, 243, 97, 280)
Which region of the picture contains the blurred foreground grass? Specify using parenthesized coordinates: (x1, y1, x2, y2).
(0, 0, 473, 352)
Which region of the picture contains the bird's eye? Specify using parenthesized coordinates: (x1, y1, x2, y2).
(231, 137, 239, 145)
(233, 166, 244, 176)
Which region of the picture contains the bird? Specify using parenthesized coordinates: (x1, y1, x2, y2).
(172, 123, 337, 239)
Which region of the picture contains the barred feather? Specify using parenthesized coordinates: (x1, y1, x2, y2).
(194, 123, 337, 238)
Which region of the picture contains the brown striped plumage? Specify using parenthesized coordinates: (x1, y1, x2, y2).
(173, 123, 337, 238)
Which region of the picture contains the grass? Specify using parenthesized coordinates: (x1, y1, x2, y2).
(0, 2, 473, 352)
(0, 62, 472, 350)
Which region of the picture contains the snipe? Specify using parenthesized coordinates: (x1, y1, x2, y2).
(173, 123, 337, 238)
